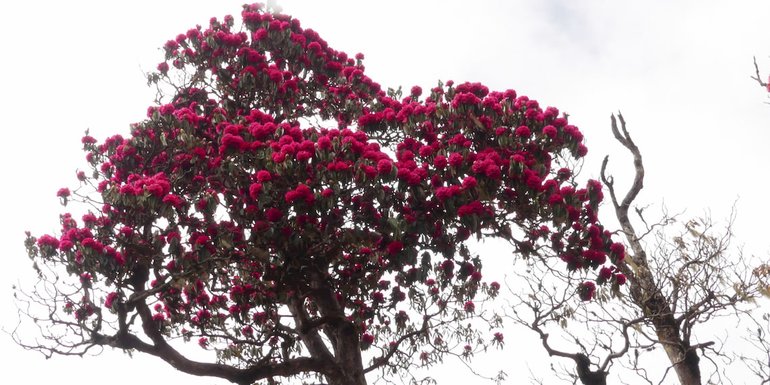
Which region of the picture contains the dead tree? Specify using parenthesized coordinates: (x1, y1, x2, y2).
(509, 113, 761, 385)
(600, 113, 759, 384)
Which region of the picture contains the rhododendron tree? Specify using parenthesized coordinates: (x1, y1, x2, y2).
(18, 4, 623, 385)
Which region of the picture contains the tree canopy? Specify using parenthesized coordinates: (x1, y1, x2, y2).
(20, 4, 625, 385)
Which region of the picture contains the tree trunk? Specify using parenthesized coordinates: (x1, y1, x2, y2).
(575, 354, 608, 385)
(647, 298, 701, 385)
(292, 268, 368, 385)
(324, 320, 367, 385)
(602, 114, 703, 385)
(326, 370, 367, 385)
(624, 263, 702, 385)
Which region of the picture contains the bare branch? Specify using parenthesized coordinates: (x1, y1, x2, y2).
(752, 56, 769, 88)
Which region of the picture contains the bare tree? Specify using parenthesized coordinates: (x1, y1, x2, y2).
(507, 113, 761, 385)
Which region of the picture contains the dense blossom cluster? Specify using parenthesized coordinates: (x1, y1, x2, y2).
(26, 4, 625, 382)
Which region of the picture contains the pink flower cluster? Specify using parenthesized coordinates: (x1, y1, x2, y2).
(117, 172, 171, 198)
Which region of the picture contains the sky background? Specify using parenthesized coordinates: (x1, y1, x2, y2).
(1, 0, 769, 384)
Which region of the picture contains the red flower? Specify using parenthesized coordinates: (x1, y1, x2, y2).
(249, 183, 263, 200)
(192, 233, 209, 245)
(220, 134, 246, 153)
(81, 213, 97, 225)
(81, 237, 103, 252)
(285, 184, 314, 204)
(578, 281, 596, 301)
(576, 144, 588, 157)
(317, 136, 332, 150)
(609, 242, 625, 261)
(56, 188, 71, 198)
(457, 200, 486, 217)
(464, 301, 475, 312)
(377, 159, 393, 175)
(462, 176, 477, 189)
(158, 104, 175, 116)
(37, 234, 60, 250)
(435, 185, 461, 201)
(514, 125, 531, 137)
(542, 125, 557, 139)
(296, 150, 312, 162)
(79, 272, 92, 285)
(448, 153, 463, 168)
(256, 170, 272, 182)
(104, 292, 119, 308)
(266, 208, 282, 222)
(145, 182, 168, 197)
(386, 241, 403, 255)
(162, 194, 185, 207)
(441, 260, 454, 275)
(451, 92, 482, 108)
(164, 39, 179, 51)
(525, 174, 542, 190)
(433, 155, 447, 169)
(548, 193, 563, 205)
(59, 239, 74, 251)
(598, 266, 613, 282)
(582, 249, 606, 266)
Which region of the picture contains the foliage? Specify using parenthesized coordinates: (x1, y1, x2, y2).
(18, 4, 623, 385)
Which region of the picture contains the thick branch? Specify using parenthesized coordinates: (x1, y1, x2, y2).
(531, 318, 608, 385)
(91, 324, 328, 385)
(610, 113, 644, 212)
(287, 295, 336, 364)
(127, 262, 335, 385)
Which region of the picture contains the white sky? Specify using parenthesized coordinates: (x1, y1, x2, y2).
(1, 1, 769, 384)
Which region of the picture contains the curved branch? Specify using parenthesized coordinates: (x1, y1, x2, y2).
(531, 321, 609, 385)
(90, 328, 328, 385)
(600, 112, 647, 271)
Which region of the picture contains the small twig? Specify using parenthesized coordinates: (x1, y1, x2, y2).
(752, 56, 768, 88)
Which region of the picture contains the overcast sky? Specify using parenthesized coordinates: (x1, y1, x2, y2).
(1, 1, 769, 384)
